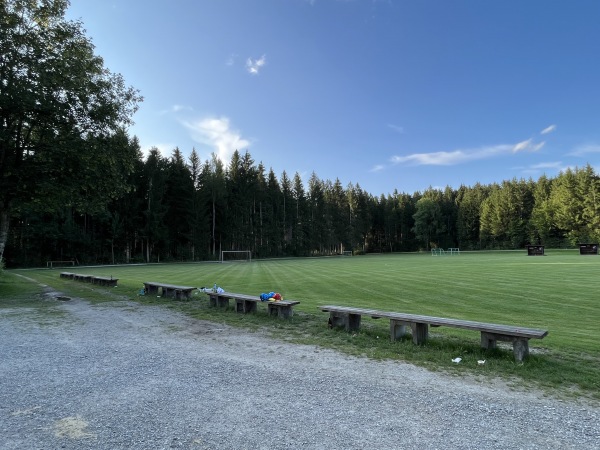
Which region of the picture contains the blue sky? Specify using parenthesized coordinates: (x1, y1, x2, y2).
(66, 0, 600, 196)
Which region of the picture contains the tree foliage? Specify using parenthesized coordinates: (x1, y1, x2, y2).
(0, 0, 142, 262)
(6, 139, 600, 266)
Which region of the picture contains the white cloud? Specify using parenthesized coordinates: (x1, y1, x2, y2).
(568, 144, 600, 156)
(530, 161, 564, 170)
(246, 55, 267, 75)
(390, 144, 513, 166)
(388, 136, 546, 168)
(540, 124, 557, 135)
(370, 164, 385, 172)
(520, 161, 570, 176)
(513, 138, 545, 153)
(171, 104, 192, 113)
(183, 116, 250, 164)
(159, 104, 193, 115)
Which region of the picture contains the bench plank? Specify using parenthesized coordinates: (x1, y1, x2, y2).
(320, 305, 548, 362)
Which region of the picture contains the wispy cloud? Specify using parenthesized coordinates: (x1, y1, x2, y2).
(370, 164, 385, 173)
(159, 104, 193, 115)
(540, 124, 556, 135)
(226, 54, 238, 66)
(519, 161, 570, 176)
(382, 136, 545, 170)
(513, 138, 545, 153)
(529, 161, 564, 170)
(568, 144, 600, 157)
(246, 55, 267, 75)
(390, 144, 513, 166)
(182, 116, 250, 164)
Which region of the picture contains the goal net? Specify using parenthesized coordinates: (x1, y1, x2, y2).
(220, 250, 252, 263)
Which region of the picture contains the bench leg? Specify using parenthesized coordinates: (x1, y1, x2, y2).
(328, 312, 361, 331)
(347, 313, 361, 331)
(208, 294, 217, 307)
(216, 297, 230, 308)
(481, 333, 530, 362)
(279, 305, 293, 318)
(481, 332, 497, 350)
(513, 339, 529, 362)
(145, 285, 159, 295)
(411, 323, 428, 344)
(329, 312, 347, 328)
(175, 290, 190, 300)
(390, 320, 408, 341)
(235, 299, 244, 312)
(236, 299, 257, 313)
(268, 303, 293, 318)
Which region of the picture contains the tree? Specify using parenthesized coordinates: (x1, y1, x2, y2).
(412, 197, 445, 250)
(291, 172, 308, 255)
(0, 0, 142, 263)
(142, 148, 168, 262)
(456, 183, 489, 249)
(201, 153, 226, 258)
(549, 165, 600, 245)
(164, 148, 194, 260)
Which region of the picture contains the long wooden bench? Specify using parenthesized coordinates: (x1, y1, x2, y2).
(319, 305, 548, 362)
(143, 282, 196, 300)
(205, 291, 300, 319)
(60, 272, 118, 287)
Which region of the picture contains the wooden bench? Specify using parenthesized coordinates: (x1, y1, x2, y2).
(319, 305, 548, 362)
(91, 276, 118, 287)
(143, 282, 196, 300)
(60, 273, 119, 287)
(205, 291, 300, 319)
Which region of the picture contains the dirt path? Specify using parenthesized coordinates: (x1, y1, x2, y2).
(1, 293, 598, 449)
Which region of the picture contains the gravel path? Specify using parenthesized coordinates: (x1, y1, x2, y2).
(1, 293, 598, 450)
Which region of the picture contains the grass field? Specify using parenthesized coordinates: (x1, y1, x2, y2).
(4, 250, 600, 400)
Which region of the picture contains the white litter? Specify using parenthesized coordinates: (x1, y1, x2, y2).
(452, 357, 462, 363)
(478, 360, 486, 365)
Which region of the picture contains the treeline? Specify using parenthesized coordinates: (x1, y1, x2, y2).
(5, 143, 600, 266)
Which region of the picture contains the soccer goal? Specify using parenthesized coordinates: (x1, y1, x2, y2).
(342, 250, 353, 256)
(220, 250, 252, 263)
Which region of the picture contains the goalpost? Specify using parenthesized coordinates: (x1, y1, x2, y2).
(220, 250, 252, 263)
